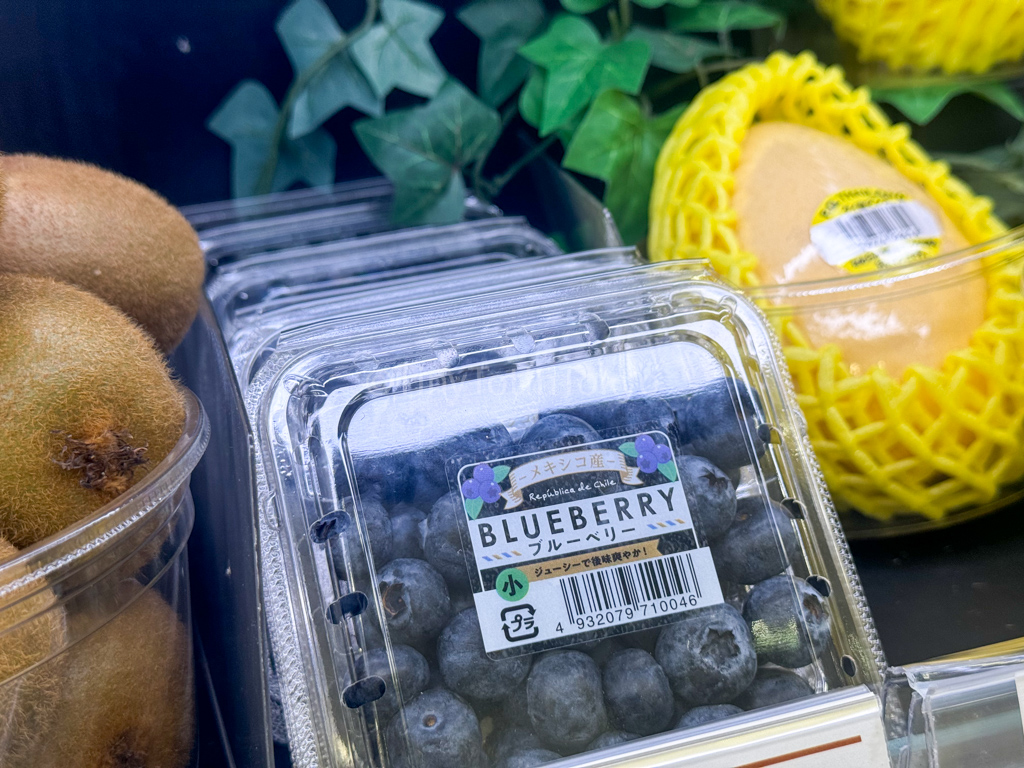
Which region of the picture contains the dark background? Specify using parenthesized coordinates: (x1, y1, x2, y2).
(5, 1, 1024, 763)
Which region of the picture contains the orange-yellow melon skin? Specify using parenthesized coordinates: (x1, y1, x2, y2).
(733, 122, 985, 375)
(0, 154, 204, 352)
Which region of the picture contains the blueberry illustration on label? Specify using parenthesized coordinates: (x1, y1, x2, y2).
(619, 434, 678, 481)
(497, 567, 529, 602)
(462, 463, 510, 519)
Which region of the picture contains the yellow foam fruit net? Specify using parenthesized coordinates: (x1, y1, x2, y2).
(817, 0, 1024, 75)
(649, 51, 1024, 522)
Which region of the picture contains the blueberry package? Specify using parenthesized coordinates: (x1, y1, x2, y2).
(250, 260, 885, 768)
(229, 249, 640, 392)
(190, 178, 498, 269)
(205, 217, 562, 336)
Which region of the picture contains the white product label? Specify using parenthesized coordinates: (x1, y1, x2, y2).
(809, 189, 941, 273)
(455, 431, 724, 656)
(1015, 669, 1024, 738)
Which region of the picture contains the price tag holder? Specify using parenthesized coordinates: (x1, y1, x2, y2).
(577, 686, 890, 768)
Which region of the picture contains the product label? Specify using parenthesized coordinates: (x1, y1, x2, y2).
(455, 431, 724, 656)
(809, 188, 941, 273)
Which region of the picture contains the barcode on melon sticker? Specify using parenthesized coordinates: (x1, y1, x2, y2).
(810, 189, 941, 273)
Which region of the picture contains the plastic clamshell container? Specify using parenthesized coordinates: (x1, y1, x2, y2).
(0, 388, 209, 767)
(228, 249, 641, 392)
(249, 260, 884, 768)
(744, 228, 1024, 537)
(205, 217, 562, 336)
(884, 653, 1024, 767)
(189, 180, 500, 269)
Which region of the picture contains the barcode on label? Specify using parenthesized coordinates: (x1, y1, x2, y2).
(833, 203, 920, 244)
(810, 200, 941, 267)
(559, 552, 703, 624)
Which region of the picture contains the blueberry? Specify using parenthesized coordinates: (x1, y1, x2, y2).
(358, 453, 415, 507)
(654, 604, 757, 706)
(676, 455, 736, 541)
(710, 496, 799, 585)
(527, 651, 608, 753)
(587, 638, 627, 667)
(377, 558, 453, 648)
(675, 704, 742, 730)
(387, 688, 486, 768)
(676, 379, 766, 471)
(342, 644, 430, 722)
(518, 414, 600, 452)
(423, 492, 473, 593)
(586, 731, 639, 751)
(602, 649, 673, 736)
(409, 425, 513, 507)
(637, 452, 659, 474)
(635, 434, 656, 454)
(743, 576, 832, 668)
(330, 496, 394, 585)
(732, 668, 814, 711)
(485, 724, 544, 761)
(612, 398, 677, 438)
(438, 609, 532, 703)
(493, 748, 563, 768)
(390, 503, 427, 561)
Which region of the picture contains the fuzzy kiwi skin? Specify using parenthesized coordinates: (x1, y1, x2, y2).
(32, 589, 193, 768)
(0, 538, 66, 763)
(0, 154, 204, 352)
(0, 275, 185, 547)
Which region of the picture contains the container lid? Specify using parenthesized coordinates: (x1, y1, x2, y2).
(227, 249, 640, 392)
(250, 261, 883, 768)
(206, 218, 562, 335)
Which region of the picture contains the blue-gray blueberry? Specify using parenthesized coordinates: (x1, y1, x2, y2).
(377, 558, 452, 648)
(602, 648, 673, 736)
(743, 575, 832, 668)
(676, 455, 736, 541)
(527, 651, 608, 753)
(655, 604, 757, 706)
(675, 704, 742, 730)
(732, 668, 814, 711)
(438, 609, 532, 703)
(386, 688, 486, 768)
(710, 496, 799, 585)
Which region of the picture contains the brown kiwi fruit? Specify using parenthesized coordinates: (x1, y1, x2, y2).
(33, 588, 193, 768)
(0, 538, 66, 763)
(0, 154, 204, 352)
(0, 275, 185, 547)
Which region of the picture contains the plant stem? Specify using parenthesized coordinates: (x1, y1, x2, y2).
(486, 134, 559, 198)
(646, 57, 757, 100)
(619, 0, 632, 34)
(472, 100, 519, 200)
(255, 0, 379, 195)
(608, 7, 622, 40)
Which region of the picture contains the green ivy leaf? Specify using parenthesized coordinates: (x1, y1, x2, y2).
(458, 0, 547, 107)
(464, 497, 484, 519)
(492, 465, 511, 482)
(874, 82, 1024, 125)
(559, 0, 608, 11)
(975, 83, 1024, 121)
(564, 91, 684, 243)
(351, 0, 447, 100)
(626, 25, 721, 73)
(657, 461, 678, 481)
(519, 67, 545, 128)
(667, 1, 784, 33)
(353, 78, 501, 225)
(208, 80, 336, 197)
(276, 0, 381, 139)
(519, 15, 651, 136)
(619, 441, 639, 457)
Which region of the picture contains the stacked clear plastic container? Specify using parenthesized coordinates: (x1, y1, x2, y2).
(245, 259, 886, 768)
(0, 389, 208, 766)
